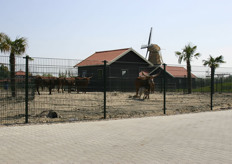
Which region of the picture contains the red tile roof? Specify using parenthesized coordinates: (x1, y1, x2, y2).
(163, 66, 197, 78)
(15, 70, 25, 76)
(75, 48, 139, 67)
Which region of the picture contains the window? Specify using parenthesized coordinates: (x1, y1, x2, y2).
(82, 70, 87, 77)
(121, 69, 128, 77)
(97, 69, 103, 79)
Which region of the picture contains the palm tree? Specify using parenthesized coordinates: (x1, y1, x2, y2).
(203, 55, 225, 93)
(0, 33, 28, 97)
(202, 55, 225, 69)
(175, 43, 200, 94)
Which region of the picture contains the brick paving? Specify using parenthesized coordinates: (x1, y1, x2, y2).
(0, 110, 232, 164)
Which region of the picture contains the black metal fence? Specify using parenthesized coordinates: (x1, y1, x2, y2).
(0, 55, 232, 125)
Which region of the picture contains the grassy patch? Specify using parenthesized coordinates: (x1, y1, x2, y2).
(193, 82, 232, 92)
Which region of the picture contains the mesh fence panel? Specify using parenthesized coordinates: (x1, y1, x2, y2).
(0, 56, 104, 124)
(105, 61, 164, 118)
(0, 56, 28, 124)
(28, 57, 104, 123)
(0, 56, 232, 125)
(165, 64, 232, 114)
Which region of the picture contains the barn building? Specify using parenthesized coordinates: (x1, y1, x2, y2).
(74, 48, 155, 91)
(74, 48, 197, 91)
(150, 65, 197, 91)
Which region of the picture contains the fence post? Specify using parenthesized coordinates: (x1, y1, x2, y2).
(220, 77, 223, 94)
(163, 63, 166, 114)
(24, 55, 29, 123)
(160, 78, 163, 93)
(184, 75, 187, 94)
(201, 78, 203, 92)
(103, 60, 107, 119)
(210, 66, 215, 110)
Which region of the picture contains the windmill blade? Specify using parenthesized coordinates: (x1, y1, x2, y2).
(147, 27, 152, 46)
(141, 44, 148, 49)
(145, 49, 149, 59)
(159, 51, 163, 63)
(141, 27, 153, 49)
(141, 27, 153, 59)
(145, 27, 152, 59)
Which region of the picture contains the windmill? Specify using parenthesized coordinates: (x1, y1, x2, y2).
(141, 27, 163, 65)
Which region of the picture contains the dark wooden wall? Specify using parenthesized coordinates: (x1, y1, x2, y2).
(77, 51, 152, 91)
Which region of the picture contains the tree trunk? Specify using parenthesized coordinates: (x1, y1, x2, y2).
(187, 60, 192, 94)
(10, 53, 16, 97)
(211, 66, 215, 94)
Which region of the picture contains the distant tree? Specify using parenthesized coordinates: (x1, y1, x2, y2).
(58, 70, 66, 78)
(175, 43, 201, 94)
(0, 64, 10, 79)
(67, 70, 74, 77)
(42, 73, 54, 77)
(65, 70, 68, 77)
(0, 33, 28, 97)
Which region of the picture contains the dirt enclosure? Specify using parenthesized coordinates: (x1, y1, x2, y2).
(1, 90, 232, 124)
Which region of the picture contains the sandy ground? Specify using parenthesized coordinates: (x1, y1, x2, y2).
(0, 89, 232, 125)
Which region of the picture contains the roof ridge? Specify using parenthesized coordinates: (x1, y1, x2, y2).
(166, 65, 185, 68)
(74, 48, 131, 67)
(75, 47, 154, 67)
(95, 48, 131, 53)
(76, 51, 100, 66)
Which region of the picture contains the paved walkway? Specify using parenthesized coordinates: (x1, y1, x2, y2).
(1, 110, 232, 164)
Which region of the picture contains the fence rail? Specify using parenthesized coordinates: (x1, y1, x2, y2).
(0, 56, 232, 125)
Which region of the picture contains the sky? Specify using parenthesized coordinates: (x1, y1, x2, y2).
(0, 0, 232, 67)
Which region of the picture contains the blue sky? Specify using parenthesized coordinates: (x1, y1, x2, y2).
(1, 0, 232, 67)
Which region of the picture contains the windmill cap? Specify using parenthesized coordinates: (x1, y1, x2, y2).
(148, 44, 160, 51)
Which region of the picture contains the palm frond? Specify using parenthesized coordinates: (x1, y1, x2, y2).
(175, 51, 181, 56)
(176, 43, 200, 65)
(203, 55, 225, 68)
(0, 33, 11, 53)
(1, 34, 28, 56)
(178, 55, 184, 64)
(215, 55, 225, 63)
(0, 33, 4, 42)
(11, 37, 28, 55)
(202, 60, 209, 66)
(0, 42, 11, 53)
(194, 52, 201, 59)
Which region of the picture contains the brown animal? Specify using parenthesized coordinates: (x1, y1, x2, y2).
(34, 76, 57, 95)
(42, 77, 57, 95)
(64, 77, 75, 93)
(57, 77, 65, 93)
(135, 72, 160, 97)
(75, 76, 91, 93)
(150, 82, 155, 93)
(143, 89, 150, 99)
(138, 87, 150, 99)
(34, 76, 43, 95)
